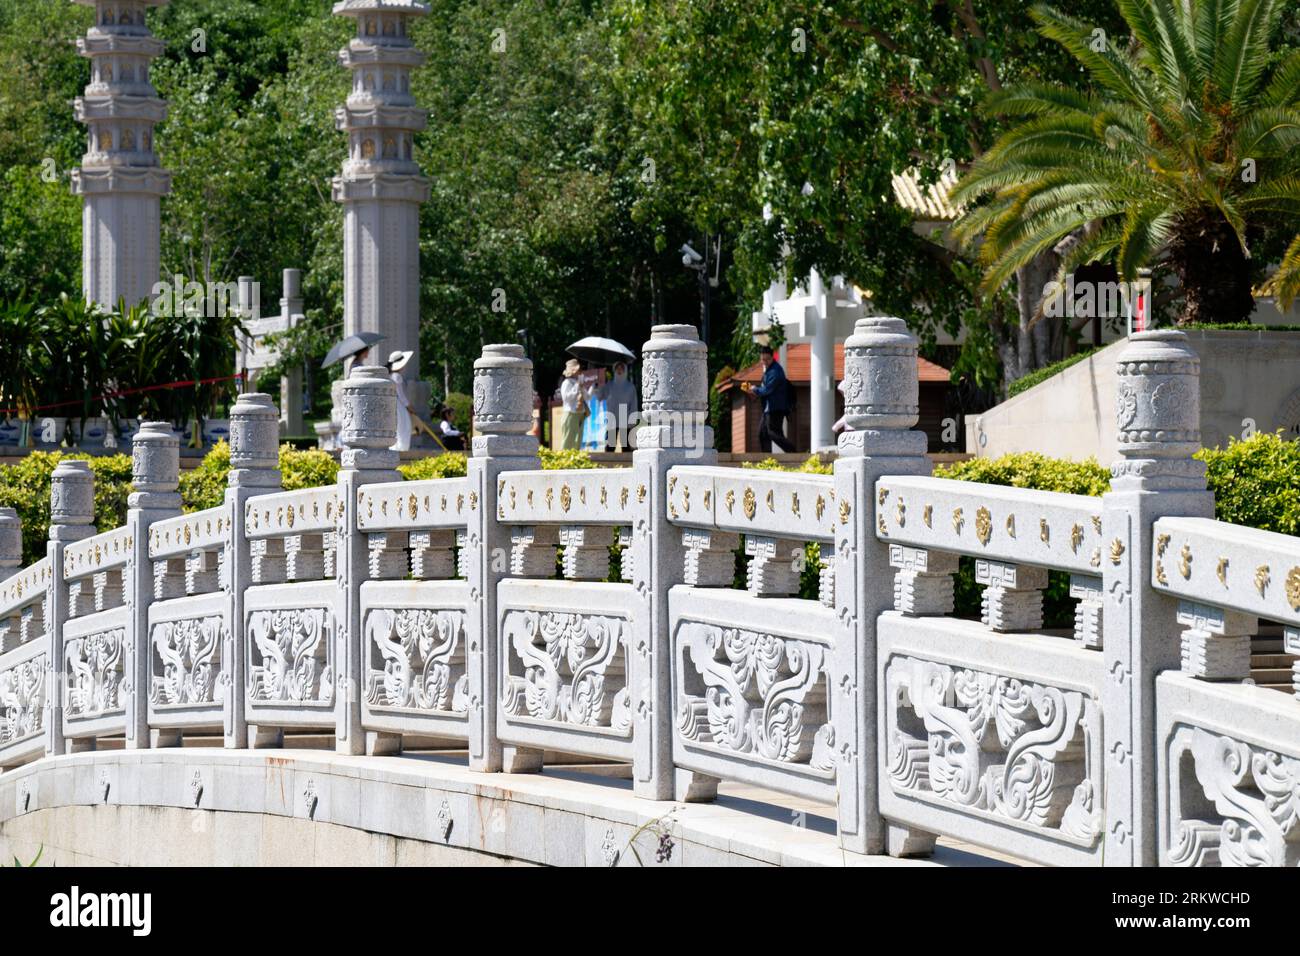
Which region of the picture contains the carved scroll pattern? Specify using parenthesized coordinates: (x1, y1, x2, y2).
(1167, 725, 1300, 867)
(364, 608, 468, 714)
(501, 610, 631, 735)
(675, 621, 834, 772)
(885, 655, 1100, 842)
(151, 616, 224, 706)
(0, 655, 44, 743)
(65, 628, 125, 719)
(247, 608, 333, 704)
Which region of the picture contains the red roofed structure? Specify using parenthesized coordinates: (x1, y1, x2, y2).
(718, 344, 954, 453)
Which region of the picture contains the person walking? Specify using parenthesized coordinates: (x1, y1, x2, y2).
(386, 350, 415, 452)
(558, 359, 589, 450)
(742, 346, 795, 453)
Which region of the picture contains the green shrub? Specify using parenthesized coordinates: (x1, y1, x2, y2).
(399, 453, 468, 480)
(178, 441, 342, 511)
(1007, 348, 1099, 397)
(935, 452, 1111, 495)
(937, 452, 1107, 626)
(0, 451, 134, 564)
(539, 447, 597, 470)
(1197, 432, 1300, 535)
(743, 454, 833, 475)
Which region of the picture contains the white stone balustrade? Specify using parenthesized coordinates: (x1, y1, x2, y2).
(0, 329, 1295, 868)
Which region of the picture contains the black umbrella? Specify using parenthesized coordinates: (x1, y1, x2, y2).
(322, 332, 385, 369)
(566, 336, 636, 367)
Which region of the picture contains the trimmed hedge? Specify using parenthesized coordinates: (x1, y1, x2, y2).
(178, 442, 341, 512)
(1007, 348, 1099, 397)
(0, 452, 133, 565)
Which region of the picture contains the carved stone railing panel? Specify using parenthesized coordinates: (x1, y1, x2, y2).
(496, 579, 635, 762)
(496, 469, 635, 526)
(669, 586, 837, 803)
(62, 606, 130, 738)
(359, 579, 470, 741)
(1157, 673, 1300, 866)
(147, 591, 229, 733)
(874, 476, 1104, 574)
(0, 640, 47, 765)
(149, 506, 229, 560)
(878, 613, 1105, 865)
(356, 477, 471, 532)
(0, 558, 50, 624)
(665, 465, 835, 543)
(245, 487, 343, 539)
(1150, 517, 1300, 628)
(243, 582, 337, 730)
(63, 527, 132, 583)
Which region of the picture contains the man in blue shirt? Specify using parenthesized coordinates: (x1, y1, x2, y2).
(742, 346, 795, 453)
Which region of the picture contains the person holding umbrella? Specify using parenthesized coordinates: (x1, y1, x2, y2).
(596, 361, 638, 451)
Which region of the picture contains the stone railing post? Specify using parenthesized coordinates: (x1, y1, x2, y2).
(45, 463, 98, 755)
(334, 367, 401, 755)
(833, 317, 933, 855)
(125, 423, 182, 749)
(1101, 331, 1214, 866)
(632, 324, 716, 801)
(225, 393, 282, 748)
(0, 508, 19, 577)
(465, 344, 541, 773)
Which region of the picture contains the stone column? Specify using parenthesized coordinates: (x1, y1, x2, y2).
(124, 422, 181, 749)
(833, 317, 933, 855)
(632, 324, 716, 801)
(1101, 331, 1214, 866)
(0, 508, 19, 577)
(808, 270, 836, 453)
(332, 0, 432, 438)
(465, 345, 541, 773)
(72, 0, 171, 310)
(334, 367, 401, 755)
(225, 393, 282, 748)
(279, 269, 305, 438)
(45, 463, 98, 755)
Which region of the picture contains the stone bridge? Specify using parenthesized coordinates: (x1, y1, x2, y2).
(1, 321, 1297, 867)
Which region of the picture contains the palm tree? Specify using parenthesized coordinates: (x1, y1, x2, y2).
(951, 0, 1300, 326)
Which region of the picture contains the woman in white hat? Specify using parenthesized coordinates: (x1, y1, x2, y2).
(558, 358, 588, 450)
(387, 349, 415, 451)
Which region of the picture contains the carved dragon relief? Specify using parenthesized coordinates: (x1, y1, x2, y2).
(247, 608, 334, 704)
(66, 627, 125, 719)
(500, 609, 631, 734)
(884, 655, 1100, 843)
(0, 655, 45, 743)
(364, 607, 468, 714)
(674, 621, 835, 773)
(1166, 724, 1300, 867)
(151, 615, 225, 706)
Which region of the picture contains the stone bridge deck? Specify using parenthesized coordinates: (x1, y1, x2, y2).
(0, 745, 1016, 867)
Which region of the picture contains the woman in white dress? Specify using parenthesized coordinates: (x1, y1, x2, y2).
(387, 350, 414, 451)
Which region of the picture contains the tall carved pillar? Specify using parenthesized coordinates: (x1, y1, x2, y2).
(633, 324, 717, 801)
(71, 0, 171, 310)
(464, 345, 540, 773)
(833, 317, 933, 855)
(1101, 331, 1214, 865)
(334, 367, 401, 755)
(46, 462, 99, 755)
(120, 422, 181, 749)
(332, 0, 432, 436)
(225, 393, 283, 748)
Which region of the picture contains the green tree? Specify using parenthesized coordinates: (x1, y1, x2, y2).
(951, 0, 1300, 326)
